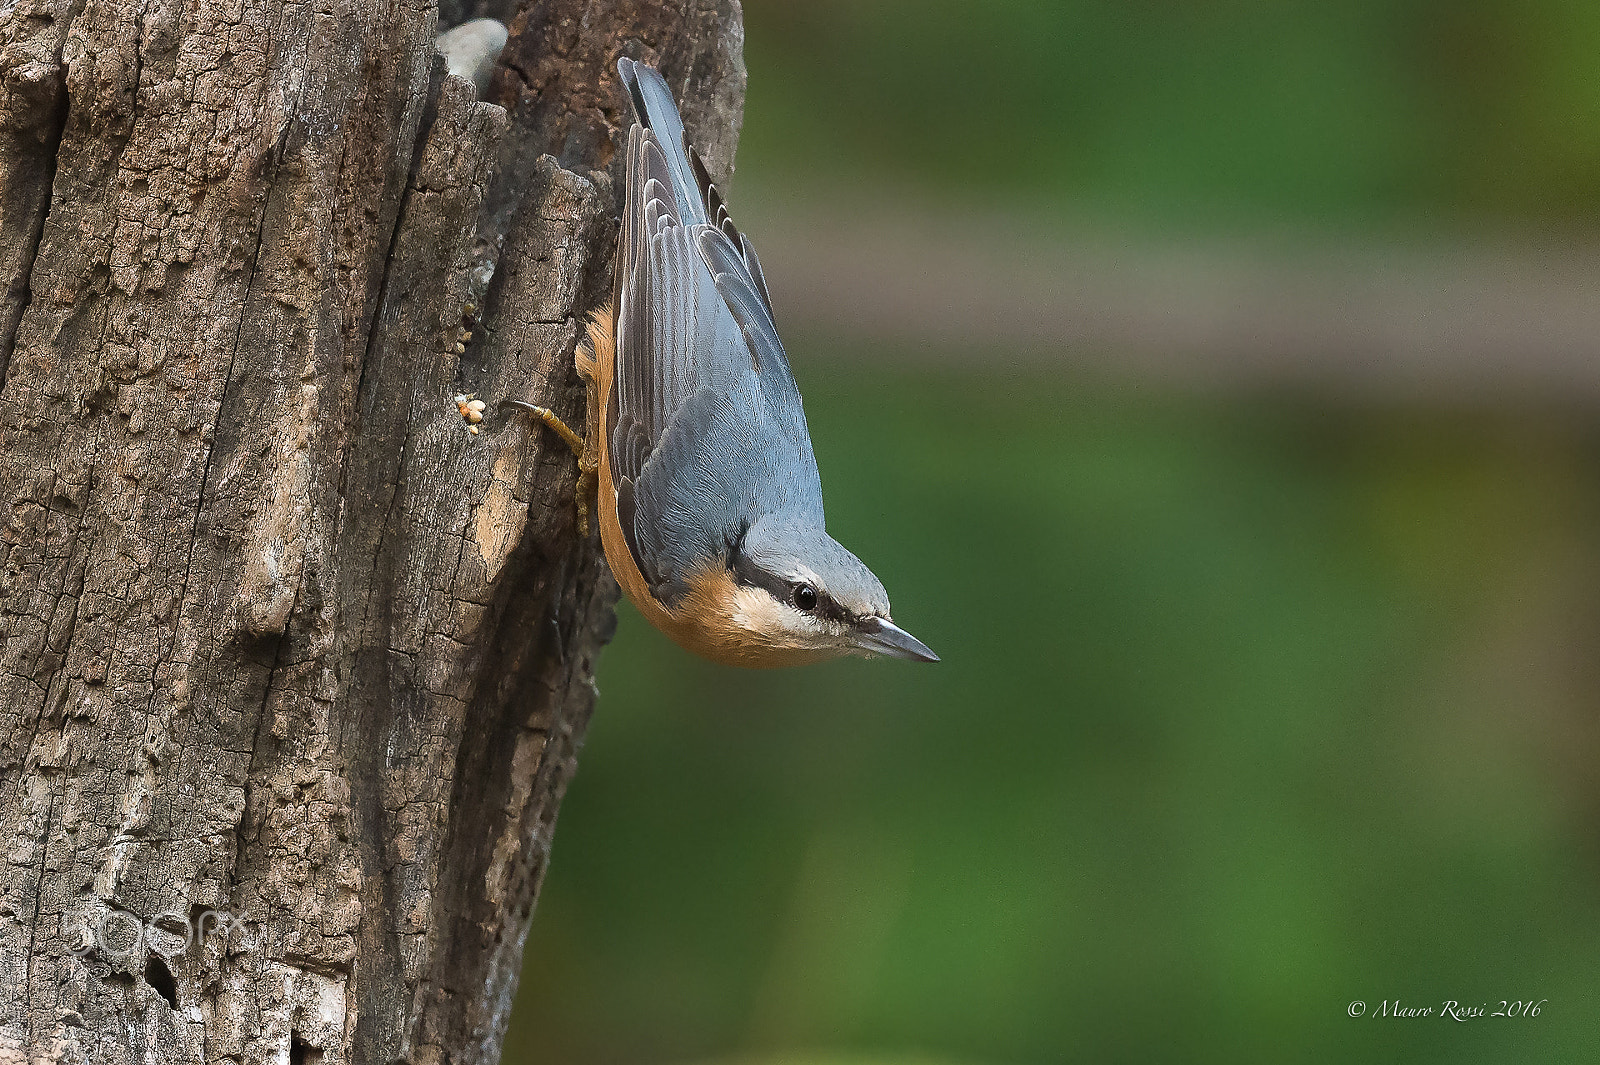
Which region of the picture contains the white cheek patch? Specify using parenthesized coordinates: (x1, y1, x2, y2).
(728, 586, 838, 645)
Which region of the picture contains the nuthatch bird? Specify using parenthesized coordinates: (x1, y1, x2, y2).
(510, 59, 936, 668)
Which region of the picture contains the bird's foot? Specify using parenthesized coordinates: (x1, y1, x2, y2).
(502, 399, 599, 536)
(503, 400, 584, 456)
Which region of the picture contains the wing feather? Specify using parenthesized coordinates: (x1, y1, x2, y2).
(610, 59, 821, 602)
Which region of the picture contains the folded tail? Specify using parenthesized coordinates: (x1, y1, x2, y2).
(617, 58, 707, 227)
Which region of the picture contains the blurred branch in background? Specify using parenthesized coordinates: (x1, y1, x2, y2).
(742, 188, 1600, 403)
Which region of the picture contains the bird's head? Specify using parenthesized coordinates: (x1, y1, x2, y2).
(688, 515, 938, 666)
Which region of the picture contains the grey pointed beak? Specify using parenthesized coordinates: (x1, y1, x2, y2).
(854, 616, 939, 663)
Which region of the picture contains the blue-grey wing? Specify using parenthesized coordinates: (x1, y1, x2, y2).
(617, 59, 775, 309)
(611, 60, 820, 603)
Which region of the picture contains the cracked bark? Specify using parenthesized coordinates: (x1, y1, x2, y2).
(0, 1, 744, 1062)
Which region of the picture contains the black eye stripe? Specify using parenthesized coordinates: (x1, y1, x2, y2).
(727, 538, 789, 601)
(725, 535, 857, 624)
(816, 596, 853, 624)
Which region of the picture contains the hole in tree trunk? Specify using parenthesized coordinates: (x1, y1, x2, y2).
(290, 1034, 324, 1065)
(142, 953, 177, 1009)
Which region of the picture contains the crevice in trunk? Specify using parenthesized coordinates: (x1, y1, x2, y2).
(0, 64, 69, 390)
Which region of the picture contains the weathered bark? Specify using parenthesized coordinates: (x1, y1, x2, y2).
(0, 1, 743, 1062)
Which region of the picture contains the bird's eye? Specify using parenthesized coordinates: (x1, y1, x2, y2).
(792, 583, 818, 612)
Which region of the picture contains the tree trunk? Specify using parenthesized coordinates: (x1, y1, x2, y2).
(0, 1, 744, 1061)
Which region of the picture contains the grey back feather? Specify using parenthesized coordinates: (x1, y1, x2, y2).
(612, 59, 824, 603)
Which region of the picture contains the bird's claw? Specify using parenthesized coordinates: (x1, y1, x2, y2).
(502, 399, 598, 537)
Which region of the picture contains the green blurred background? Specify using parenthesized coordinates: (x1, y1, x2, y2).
(504, 2, 1600, 1062)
